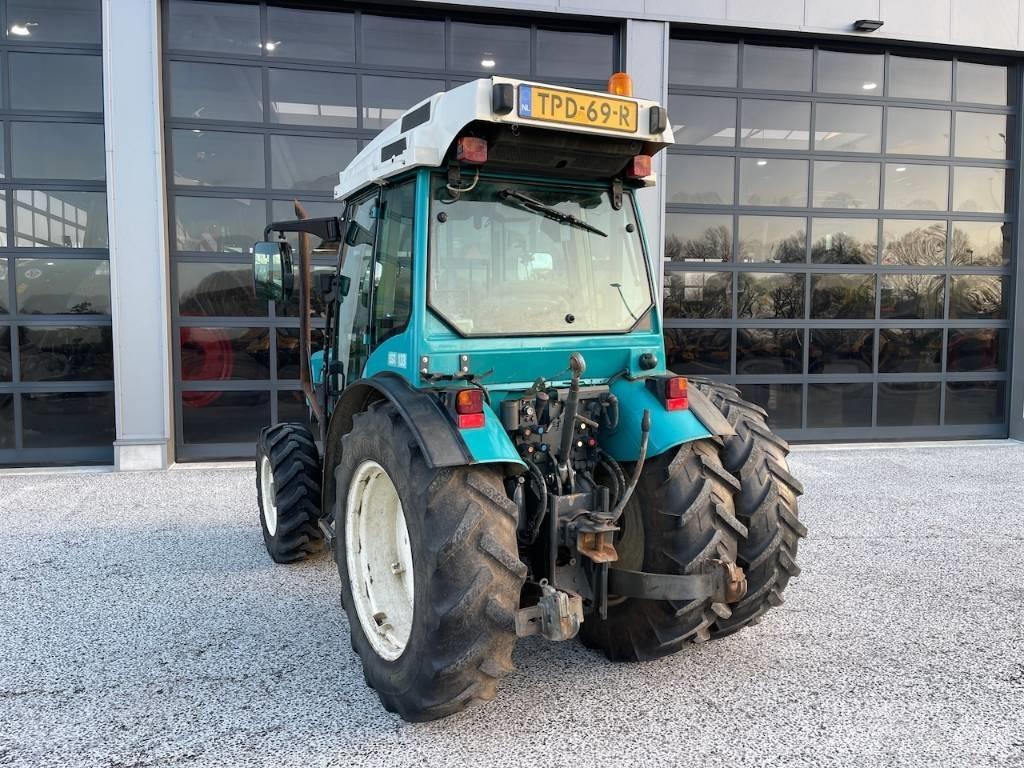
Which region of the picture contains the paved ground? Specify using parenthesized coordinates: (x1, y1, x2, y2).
(1, 444, 1023, 768)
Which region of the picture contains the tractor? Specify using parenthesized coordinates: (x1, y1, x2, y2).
(250, 73, 806, 722)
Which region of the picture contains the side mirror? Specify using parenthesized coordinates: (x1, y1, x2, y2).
(252, 241, 294, 302)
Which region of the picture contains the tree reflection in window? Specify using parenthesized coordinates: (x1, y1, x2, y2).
(882, 221, 946, 265)
(663, 271, 731, 318)
(880, 274, 944, 319)
(737, 272, 804, 319)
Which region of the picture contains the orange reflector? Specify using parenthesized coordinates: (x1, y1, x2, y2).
(457, 136, 488, 164)
(608, 72, 633, 97)
(455, 388, 484, 414)
(627, 155, 652, 178)
(458, 412, 486, 429)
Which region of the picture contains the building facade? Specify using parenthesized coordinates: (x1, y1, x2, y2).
(2, 0, 1023, 469)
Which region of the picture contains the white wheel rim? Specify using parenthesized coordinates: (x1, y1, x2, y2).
(259, 455, 278, 536)
(345, 460, 415, 661)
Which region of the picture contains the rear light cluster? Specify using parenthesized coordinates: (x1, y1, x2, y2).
(456, 136, 488, 164)
(454, 388, 485, 429)
(646, 375, 689, 412)
(626, 155, 652, 179)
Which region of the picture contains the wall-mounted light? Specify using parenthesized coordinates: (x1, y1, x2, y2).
(480, 58, 496, 69)
(861, 81, 878, 91)
(9, 22, 37, 36)
(853, 19, 884, 32)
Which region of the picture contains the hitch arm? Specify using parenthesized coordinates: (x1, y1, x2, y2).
(607, 559, 747, 604)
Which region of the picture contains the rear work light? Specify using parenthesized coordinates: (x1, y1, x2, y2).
(626, 155, 652, 179)
(455, 388, 485, 429)
(457, 136, 488, 164)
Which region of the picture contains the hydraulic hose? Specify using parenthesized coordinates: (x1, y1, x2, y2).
(523, 459, 549, 545)
(609, 409, 650, 524)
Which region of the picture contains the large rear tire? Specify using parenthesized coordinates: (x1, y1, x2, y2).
(256, 423, 324, 563)
(334, 401, 526, 722)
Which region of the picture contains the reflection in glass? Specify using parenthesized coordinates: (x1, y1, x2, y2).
(362, 15, 444, 69)
(885, 108, 950, 155)
(880, 274, 944, 319)
(664, 328, 730, 375)
(949, 275, 1006, 320)
(737, 272, 804, 319)
(811, 218, 877, 264)
(947, 328, 1007, 372)
(279, 390, 316, 432)
(168, 0, 259, 53)
(669, 95, 736, 146)
(954, 113, 1008, 159)
(742, 45, 811, 91)
(952, 221, 1009, 267)
(175, 197, 264, 253)
(739, 158, 807, 207)
(890, 56, 952, 101)
(814, 103, 881, 152)
(452, 23, 530, 75)
(8, 0, 101, 44)
(669, 40, 737, 87)
(172, 130, 265, 188)
(19, 325, 113, 381)
(12, 123, 105, 181)
(170, 62, 262, 122)
(180, 327, 270, 381)
(0, 260, 6, 313)
(665, 155, 734, 204)
(362, 76, 444, 130)
(813, 161, 879, 209)
(181, 390, 270, 444)
(271, 135, 358, 192)
(878, 383, 940, 426)
(280, 266, 335, 318)
(14, 191, 107, 249)
(0, 394, 10, 449)
(177, 262, 265, 317)
(810, 274, 875, 319)
(10, 53, 102, 112)
(269, 69, 357, 128)
(16, 259, 110, 315)
(737, 329, 802, 375)
(740, 100, 810, 150)
(878, 328, 942, 373)
(740, 383, 802, 429)
(537, 29, 615, 79)
(737, 216, 805, 263)
(817, 51, 884, 95)
(277, 328, 326, 378)
(22, 392, 115, 449)
(881, 220, 946, 265)
(957, 62, 1008, 106)
(806, 329, 872, 374)
(267, 7, 355, 62)
(953, 167, 1006, 213)
(945, 381, 1005, 425)
(664, 214, 731, 263)
(884, 164, 948, 211)
(807, 383, 872, 428)
(0, 329, 9, 381)
(663, 271, 731, 319)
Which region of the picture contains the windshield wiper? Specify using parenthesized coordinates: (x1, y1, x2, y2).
(498, 189, 607, 238)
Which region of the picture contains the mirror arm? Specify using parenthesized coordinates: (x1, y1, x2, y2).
(262, 216, 344, 243)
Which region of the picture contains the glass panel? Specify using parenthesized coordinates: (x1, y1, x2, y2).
(0, 328, 10, 381)
(814, 103, 881, 153)
(736, 328, 803, 375)
(277, 328, 325, 379)
(372, 182, 415, 346)
(170, 62, 262, 122)
(663, 271, 731, 318)
(811, 218, 877, 264)
(19, 325, 113, 381)
(278, 390, 316, 433)
(947, 328, 1007, 372)
(740, 99, 810, 150)
(669, 95, 736, 146)
(954, 113, 1009, 160)
(0, 260, 6, 313)
(951, 221, 1010, 267)
(271, 135, 358, 192)
(740, 383, 802, 429)
(884, 164, 948, 211)
(886, 108, 950, 155)
(669, 40, 737, 87)
(0, 394, 11, 448)
(953, 167, 1006, 213)
(877, 382, 940, 426)
(949, 275, 1006, 320)
(12, 123, 104, 181)
(181, 390, 270, 444)
(737, 216, 805, 263)
(171, 130, 265, 188)
(362, 76, 444, 130)
(813, 161, 879, 209)
(22, 392, 115, 449)
(174, 197, 264, 253)
(268, 69, 357, 128)
(665, 155, 734, 204)
(266, 7, 355, 62)
(890, 56, 952, 101)
(742, 45, 811, 91)
(536, 29, 614, 80)
(167, 0, 259, 54)
(807, 383, 872, 428)
(881, 220, 947, 265)
(879, 274, 945, 319)
(281, 266, 335, 319)
(15, 259, 110, 315)
(739, 158, 807, 207)
(8, 0, 101, 44)
(361, 15, 444, 69)
(957, 62, 1008, 106)
(826, 360, 887, 400)
(945, 381, 1005, 425)
(664, 328, 730, 375)
(665, 213, 732, 263)
(180, 327, 270, 381)
(878, 328, 942, 373)
(451, 22, 530, 76)
(10, 53, 101, 112)
(177, 262, 265, 318)
(14, 190, 108, 248)
(737, 272, 805, 319)
(817, 50, 884, 95)
(810, 274, 876, 319)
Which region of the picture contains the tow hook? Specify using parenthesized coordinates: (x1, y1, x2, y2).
(515, 580, 584, 641)
(708, 558, 747, 603)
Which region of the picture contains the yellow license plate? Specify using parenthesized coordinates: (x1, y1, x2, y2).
(518, 85, 638, 133)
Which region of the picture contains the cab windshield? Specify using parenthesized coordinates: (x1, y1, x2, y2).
(428, 177, 653, 336)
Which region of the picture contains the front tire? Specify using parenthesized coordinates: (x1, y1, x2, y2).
(256, 423, 324, 563)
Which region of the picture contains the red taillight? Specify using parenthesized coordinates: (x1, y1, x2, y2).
(457, 412, 486, 429)
(457, 136, 488, 164)
(665, 376, 688, 411)
(626, 155, 651, 179)
(455, 389, 485, 429)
